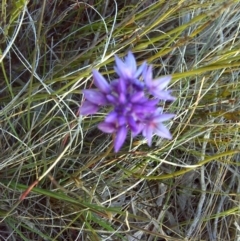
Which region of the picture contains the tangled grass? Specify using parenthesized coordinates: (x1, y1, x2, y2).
(0, 0, 240, 240)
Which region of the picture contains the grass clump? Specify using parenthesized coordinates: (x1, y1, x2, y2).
(0, 0, 240, 240)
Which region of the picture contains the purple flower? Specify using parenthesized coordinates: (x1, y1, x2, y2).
(141, 109, 175, 146)
(114, 51, 146, 81)
(143, 65, 176, 101)
(80, 52, 175, 152)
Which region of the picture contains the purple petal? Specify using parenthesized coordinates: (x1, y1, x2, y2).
(151, 90, 176, 101)
(98, 122, 116, 133)
(132, 99, 158, 114)
(142, 125, 154, 146)
(114, 126, 127, 152)
(133, 104, 156, 114)
(110, 79, 119, 89)
(114, 55, 127, 76)
(153, 76, 172, 90)
(92, 70, 111, 93)
(134, 61, 147, 78)
(143, 99, 159, 107)
(118, 115, 126, 126)
(143, 65, 153, 86)
(130, 91, 144, 103)
(114, 55, 132, 80)
(154, 113, 175, 122)
(117, 78, 127, 94)
(131, 122, 144, 137)
(125, 51, 137, 74)
(127, 115, 138, 132)
(80, 101, 99, 115)
(105, 111, 118, 123)
(118, 92, 126, 104)
(155, 123, 173, 139)
(106, 94, 118, 103)
(83, 89, 107, 105)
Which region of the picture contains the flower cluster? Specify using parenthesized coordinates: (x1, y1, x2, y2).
(80, 52, 175, 152)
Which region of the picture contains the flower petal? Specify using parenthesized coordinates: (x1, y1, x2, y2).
(143, 65, 153, 87)
(130, 91, 144, 103)
(142, 125, 154, 146)
(118, 115, 126, 126)
(80, 101, 99, 115)
(114, 126, 127, 152)
(105, 111, 118, 123)
(133, 104, 156, 114)
(92, 70, 111, 93)
(83, 89, 107, 105)
(127, 115, 138, 132)
(98, 122, 116, 133)
(118, 92, 126, 104)
(117, 77, 127, 94)
(154, 76, 172, 90)
(155, 123, 173, 139)
(125, 51, 137, 74)
(106, 94, 118, 103)
(154, 113, 175, 122)
(131, 122, 144, 137)
(114, 55, 127, 78)
(151, 90, 176, 101)
(133, 99, 158, 114)
(134, 61, 147, 78)
(114, 54, 133, 80)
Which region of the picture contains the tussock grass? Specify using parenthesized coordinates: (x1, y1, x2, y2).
(0, 0, 240, 240)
